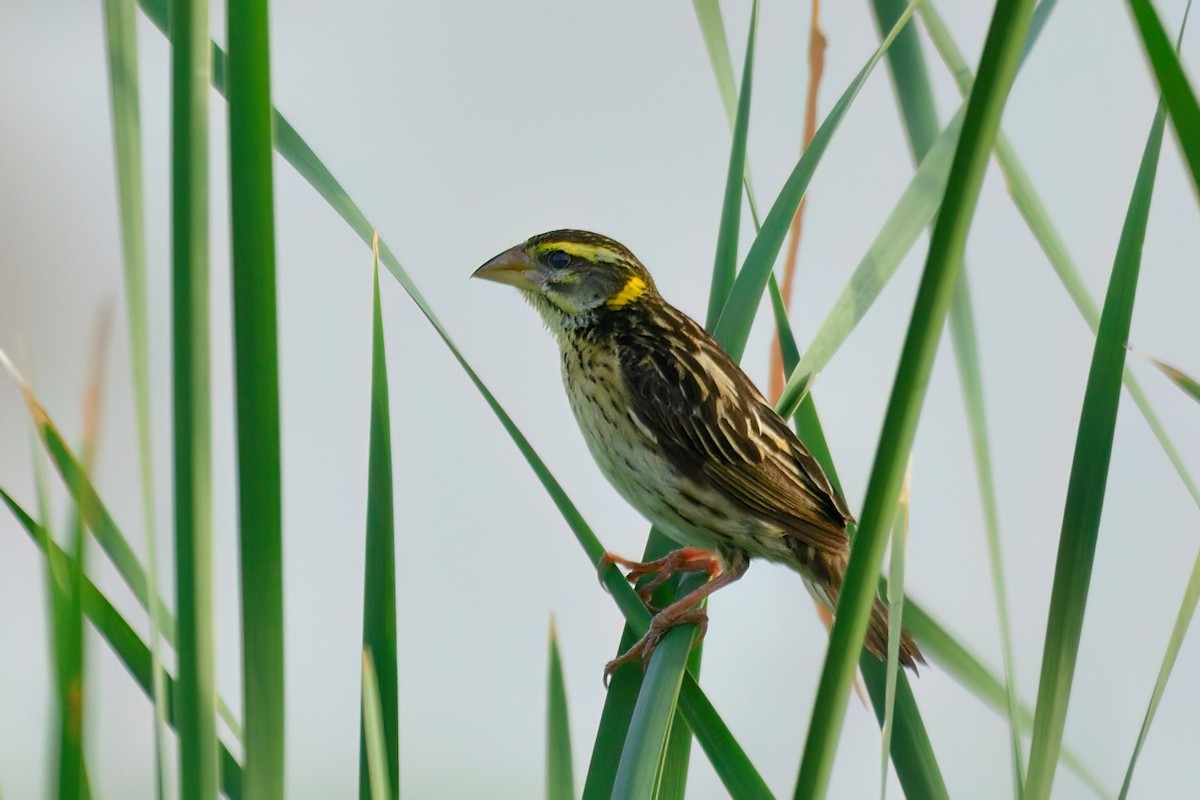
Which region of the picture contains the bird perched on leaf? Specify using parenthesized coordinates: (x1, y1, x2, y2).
(473, 229, 922, 682)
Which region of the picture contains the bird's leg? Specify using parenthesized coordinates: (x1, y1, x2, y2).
(603, 552, 749, 686)
(598, 546, 721, 605)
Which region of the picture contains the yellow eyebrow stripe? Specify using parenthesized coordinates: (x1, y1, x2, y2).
(531, 240, 614, 263)
(607, 275, 646, 309)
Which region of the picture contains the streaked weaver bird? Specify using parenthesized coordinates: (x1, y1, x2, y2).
(473, 229, 922, 681)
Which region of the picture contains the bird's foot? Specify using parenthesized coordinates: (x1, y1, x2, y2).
(603, 606, 709, 687)
(597, 546, 721, 606)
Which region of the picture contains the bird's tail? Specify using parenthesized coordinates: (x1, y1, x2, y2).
(808, 552, 925, 672)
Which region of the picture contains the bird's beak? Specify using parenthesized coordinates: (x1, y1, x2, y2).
(472, 244, 543, 292)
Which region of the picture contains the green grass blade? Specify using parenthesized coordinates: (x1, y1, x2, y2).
(879, 471, 911, 800)
(1127, 0, 1200, 195)
(546, 619, 574, 800)
(1, 490, 246, 800)
(611, 572, 706, 800)
(1024, 103, 1168, 800)
(360, 240, 400, 800)
(794, 0, 1036, 795)
(712, 1, 919, 363)
(170, 0, 218, 793)
(227, 0, 286, 794)
(898, 600, 1109, 797)
(870, 1, 1028, 788)
(361, 651, 393, 800)
(947, 271, 1025, 788)
(691, 0, 737, 124)
(1118, 545, 1200, 798)
(581, 626, 642, 800)
(776, 110, 963, 414)
(690, 0, 762, 226)
(705, 0, 757, 328)
(766, 297, 949, 800)
(776, 0, 1061, 421)
(98, 0, 167, 791)
(921, 0, 1200, 510)
(3, 370, 254, 741)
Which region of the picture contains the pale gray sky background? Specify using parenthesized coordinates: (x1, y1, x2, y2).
(1, 0, 1199, 797)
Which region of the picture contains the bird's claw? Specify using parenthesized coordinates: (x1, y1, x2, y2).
(602, 607, 709, 687)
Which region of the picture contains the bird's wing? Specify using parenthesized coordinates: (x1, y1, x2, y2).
(619, 311, 851, 555)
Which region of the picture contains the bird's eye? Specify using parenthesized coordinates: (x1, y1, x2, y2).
(547, 250, 571, 270)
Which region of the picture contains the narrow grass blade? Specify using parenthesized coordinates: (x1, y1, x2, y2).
(1118, 545, 1200, 798)
(947, 271, 1025, 788)
(227, 0, 286, 794)
(795, 0, 1036, 796)
(879, 467, 911, 800)
(1127, 0, 1200, 195)
(360, 237, 400, 800)
(582, 626, 642, 800)
(691, 0, 737, 124)
(705, 0, 758, 329)
(872, 0, 1027, 788)
(1, 491, 246, 799)
(691, 0, 763, 224)
(1130, 350, 1200, 404)
(776, 109, 963, 413)
(1024, 104, 1168, 800)
(57, 463, 88, 800)
(611, 573, 708, 800)
(921, 0, 1200, 509)
(898, 599, 1109, 797)
(170, 0, 218, 792)
(361, 651, 393, 800)
(768, 225, 950, 800)
(98, 0, 167, 791)
(546, 619, 574, 800)
(1, 364, 252, 740)
(712, 0, 919, 363)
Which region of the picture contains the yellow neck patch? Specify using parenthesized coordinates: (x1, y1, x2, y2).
(607, 275, 646, 309)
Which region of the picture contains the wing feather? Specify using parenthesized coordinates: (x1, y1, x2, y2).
(619, 308, 850, 555)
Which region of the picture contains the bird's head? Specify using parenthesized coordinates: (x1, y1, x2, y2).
(472, 230, 657, 333)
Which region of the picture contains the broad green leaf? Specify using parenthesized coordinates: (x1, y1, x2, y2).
(547, 620, 574, 800)
(228, 0, 286, 795)
(795, 1, 1037, 796)
(1025, 103, 1168, 800)
(361, 651, 393, 800)
(712, 1, 920, 363)
(360, 238, 400, 800)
